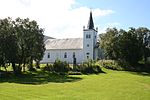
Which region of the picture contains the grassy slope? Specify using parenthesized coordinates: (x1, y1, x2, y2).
(0, 69, 150, 100)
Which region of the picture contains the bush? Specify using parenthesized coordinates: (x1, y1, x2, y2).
(0, 70, 10, 78)
(42, 63, 54, 72)
(53, 60, 70, 74)
(74, 60, 102, 74)
(14, 65, 22, 74)
(99, 60, 123, 71)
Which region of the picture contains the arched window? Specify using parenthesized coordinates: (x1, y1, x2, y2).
(87, 44, 89, 47)
(86, 34, 91, 39)
(73, 52, 75, 58)
(86, 52, 89, 55)
(64, 52, 67, 58)
(89, 34, 91, 38)
(47, 53, 50, 58)
(86, 34, 88, 38)
(87, 56, 89, 59)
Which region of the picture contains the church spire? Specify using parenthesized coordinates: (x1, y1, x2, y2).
(87, 11, 94, 29)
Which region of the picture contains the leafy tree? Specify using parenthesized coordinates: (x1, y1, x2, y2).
(0, 17, 45, 74)
(14, 18, 45, 71)
(0, 18, 7, 69)
(136, 27, 150, 62)
(99, 27, 149, 66)
(118, 28, 143, 65)
(100, 28, 119, 59)
(0, 18, 19, 73)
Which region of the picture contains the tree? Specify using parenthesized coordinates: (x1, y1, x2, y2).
(99, 27, 149, 66)
(118, 28, 143, 65)
(0, 18, 8, 69)
(23, 20, 45, 70)
(0, 17, 45, 74)
(136, 27, 150, 63)
(0, 18, 19, 73)
(14, 18, 45, 71)
(100, 28, 119, 59)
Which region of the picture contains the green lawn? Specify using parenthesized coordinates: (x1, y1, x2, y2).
(0, 68, 150, 100)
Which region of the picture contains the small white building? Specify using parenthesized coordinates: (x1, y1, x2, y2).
(40, 11, 100, 64)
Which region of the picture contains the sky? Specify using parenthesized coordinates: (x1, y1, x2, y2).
(0, 0, 150, 38)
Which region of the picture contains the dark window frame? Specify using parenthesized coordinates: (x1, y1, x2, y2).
(73, 52, 75, 58)
(47, 53, 50, 58)
(64, 52, 67, 58)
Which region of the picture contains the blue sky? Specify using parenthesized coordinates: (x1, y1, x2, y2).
(0, 0, 149, 38)
(77, 0, 150, 30)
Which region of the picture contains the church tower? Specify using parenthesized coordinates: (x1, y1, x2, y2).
(83, 11, 98, 61)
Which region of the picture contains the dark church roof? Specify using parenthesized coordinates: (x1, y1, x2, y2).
(87, 11, 94, 29)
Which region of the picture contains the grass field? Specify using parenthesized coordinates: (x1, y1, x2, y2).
(0, 68, 150, 100)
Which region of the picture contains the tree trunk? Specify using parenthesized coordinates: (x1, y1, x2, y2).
(29, 60, 35, 71)
(35, 60, 40, 69)
(12, 63, 16, 74)
(23, 63, 25, 72)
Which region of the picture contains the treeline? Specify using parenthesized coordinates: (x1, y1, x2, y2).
(100, 27, 150, 68)
(0, 17, 45, 74)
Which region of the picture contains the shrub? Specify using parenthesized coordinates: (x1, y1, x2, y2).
(74, 60, 102, 74)
(14, 65, 22, 74)
(53, 60, 70, 74)
(42, 63, 54, 72)
(99, 60, 124, 71)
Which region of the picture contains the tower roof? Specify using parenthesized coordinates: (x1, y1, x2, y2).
(87, 11, 94, 29)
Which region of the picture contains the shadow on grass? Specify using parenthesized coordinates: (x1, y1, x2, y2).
(129, 71, 150, 77)
(0, 71, 82, 85)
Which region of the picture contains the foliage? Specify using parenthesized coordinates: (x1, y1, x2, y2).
(53, 60, 70, 74)
(41, 60, 102, 75)
(100, 28, 119, 59)
(136, 27, 150, 62)
(74, 60, 102, 74)
(99, 60, 124, 71)
(0, 17, 45, 74)
(100, 27, 150, 66)
(42, 63, 54, 72)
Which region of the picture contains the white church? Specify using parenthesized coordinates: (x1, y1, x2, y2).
(40, 11, 101, 64)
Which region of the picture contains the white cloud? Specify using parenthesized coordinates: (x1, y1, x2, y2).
(0, 0, 114, 38)
(93, 8, 114, 17)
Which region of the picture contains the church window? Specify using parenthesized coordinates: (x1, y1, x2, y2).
(86, 34, 91, 39)
(86, 52, 89, 55)
(89, 34, 91, 38)
(73, 52, 75, 58)
(47, 53, 50, 58)
(64, 52, 67, 58)
(86, 34, 88, 38)
(87, 56, 89, 59)
(87, 44, 89, 47)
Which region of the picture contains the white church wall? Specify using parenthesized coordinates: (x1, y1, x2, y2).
(40, 49, 84, 64)
(83, 31, 93, 60)
(41, 11, 99, 64)
(83, 29, 97, 61)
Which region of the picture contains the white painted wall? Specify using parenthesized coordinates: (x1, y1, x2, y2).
(83, 29, 97, 61)
(41, 27, 98, 64)
(40, 49, 84, 64)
